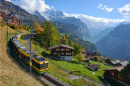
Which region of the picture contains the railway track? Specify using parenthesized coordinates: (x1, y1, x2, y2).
(8, 37, 70, 86)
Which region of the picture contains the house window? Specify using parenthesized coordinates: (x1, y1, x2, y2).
(53, 53, 56, 55)
(66, 52, 71, 55)
(61, 49, 65, 51)
(56, 49, 60, 51)
(61, 53, 64, 55)
(66, 49, 70, 51)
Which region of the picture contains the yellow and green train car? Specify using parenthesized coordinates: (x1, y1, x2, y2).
(10, 33, 48, 75)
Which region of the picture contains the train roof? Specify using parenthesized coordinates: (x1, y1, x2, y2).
(13, 36, 18, 40)
(16, 33, 24, 37)
(14, 40, 23, 47)
(12, 34, 46, 62)
(31, 52, 46, 62)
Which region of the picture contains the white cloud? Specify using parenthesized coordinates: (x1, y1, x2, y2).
(64, 13, 124, 24)
(98, 3, 102, 8)
(106, 8, 113, 12)
(118, 4, 130, 18)
(97, 3, 113, 12)
(13, 0, 50, 13)
(64, 13, 126, 36)
(101, 5, 106, 10)
(5, 0, 11, 2)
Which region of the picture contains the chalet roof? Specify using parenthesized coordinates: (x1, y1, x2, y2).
(88, 63, 100, 69)
(98, 56, 104, 59)
(86, 55, 94, 60)
(103, 66, 124, 72)
(111, 60, 120, 64)
(48, 44, 74, 50)
(120, 61, 129, 66)
(111, 60, 129, 66)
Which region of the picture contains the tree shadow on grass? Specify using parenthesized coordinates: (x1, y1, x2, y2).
(41, 51, 50, 57)
(97, 75, 107, 85)
(104, 77, 126, 86)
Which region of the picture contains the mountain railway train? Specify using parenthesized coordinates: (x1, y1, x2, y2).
(10, 33, 48, 75)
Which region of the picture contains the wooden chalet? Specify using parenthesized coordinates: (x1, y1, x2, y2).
(84, 58, 89, 63)
(103, 66, 124, 80)
(4, 15, 17, 25)
(49, 44, 74, 60)
(0, 10, 4, 22)
(82, 51, 86, 56)
(87, 63, 100, 71)
(17, 19, 22, 26)
(3, 12, 22, 26)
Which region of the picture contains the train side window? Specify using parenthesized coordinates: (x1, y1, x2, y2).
(22, 54, 27, 61)
(27, 57, 30, 61)
(32, 60, 40, 70)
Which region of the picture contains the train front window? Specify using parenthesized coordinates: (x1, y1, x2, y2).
(40, 63, 48, 69)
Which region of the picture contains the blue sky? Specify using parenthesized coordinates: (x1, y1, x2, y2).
(9, 0, 130, 19)
(45, 0, 130, 19)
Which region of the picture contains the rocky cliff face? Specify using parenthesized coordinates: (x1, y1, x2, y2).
(53, 22, 84, 39)
(53, 17, 92, 41)
(96, 23, 130, 60)
(33, 10, 46, 20)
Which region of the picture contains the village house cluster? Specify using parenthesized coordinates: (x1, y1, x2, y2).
(0, 10, 22, 26)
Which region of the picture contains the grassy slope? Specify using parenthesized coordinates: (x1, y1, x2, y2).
(49, 59, 112, 84)
(20, 37, 100, 86)
(0, 26, 46, 86)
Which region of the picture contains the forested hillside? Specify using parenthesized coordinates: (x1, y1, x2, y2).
(33, 21, 97, 51)
(0, 0, 45, 25)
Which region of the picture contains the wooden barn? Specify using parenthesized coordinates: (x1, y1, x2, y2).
(103, 66, 124, 80)
(87, 63, 100, 71)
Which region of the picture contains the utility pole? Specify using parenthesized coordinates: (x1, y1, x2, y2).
(7, 27, 8, 47)
(30, 28, 32, 74)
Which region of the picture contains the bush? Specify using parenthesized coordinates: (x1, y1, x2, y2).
(56, 54, 61, 60)
(0, 19, 6, 26)
(94, 56, 100, 62)
(75, 53, 85, 63)
(11, 25, 19, 30)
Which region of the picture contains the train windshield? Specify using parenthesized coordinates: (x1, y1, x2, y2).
(40, 63, 48, 69)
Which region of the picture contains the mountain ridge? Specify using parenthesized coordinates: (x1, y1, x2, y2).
(36, 9, 92, 42)
(96, 23, 130, 61)
(0, 0, 45, 25)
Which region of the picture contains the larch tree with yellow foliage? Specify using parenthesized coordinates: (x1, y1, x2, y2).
(33, 22, 44, 34)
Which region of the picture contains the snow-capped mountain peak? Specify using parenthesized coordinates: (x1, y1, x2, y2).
(41, 9, 65, 20)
